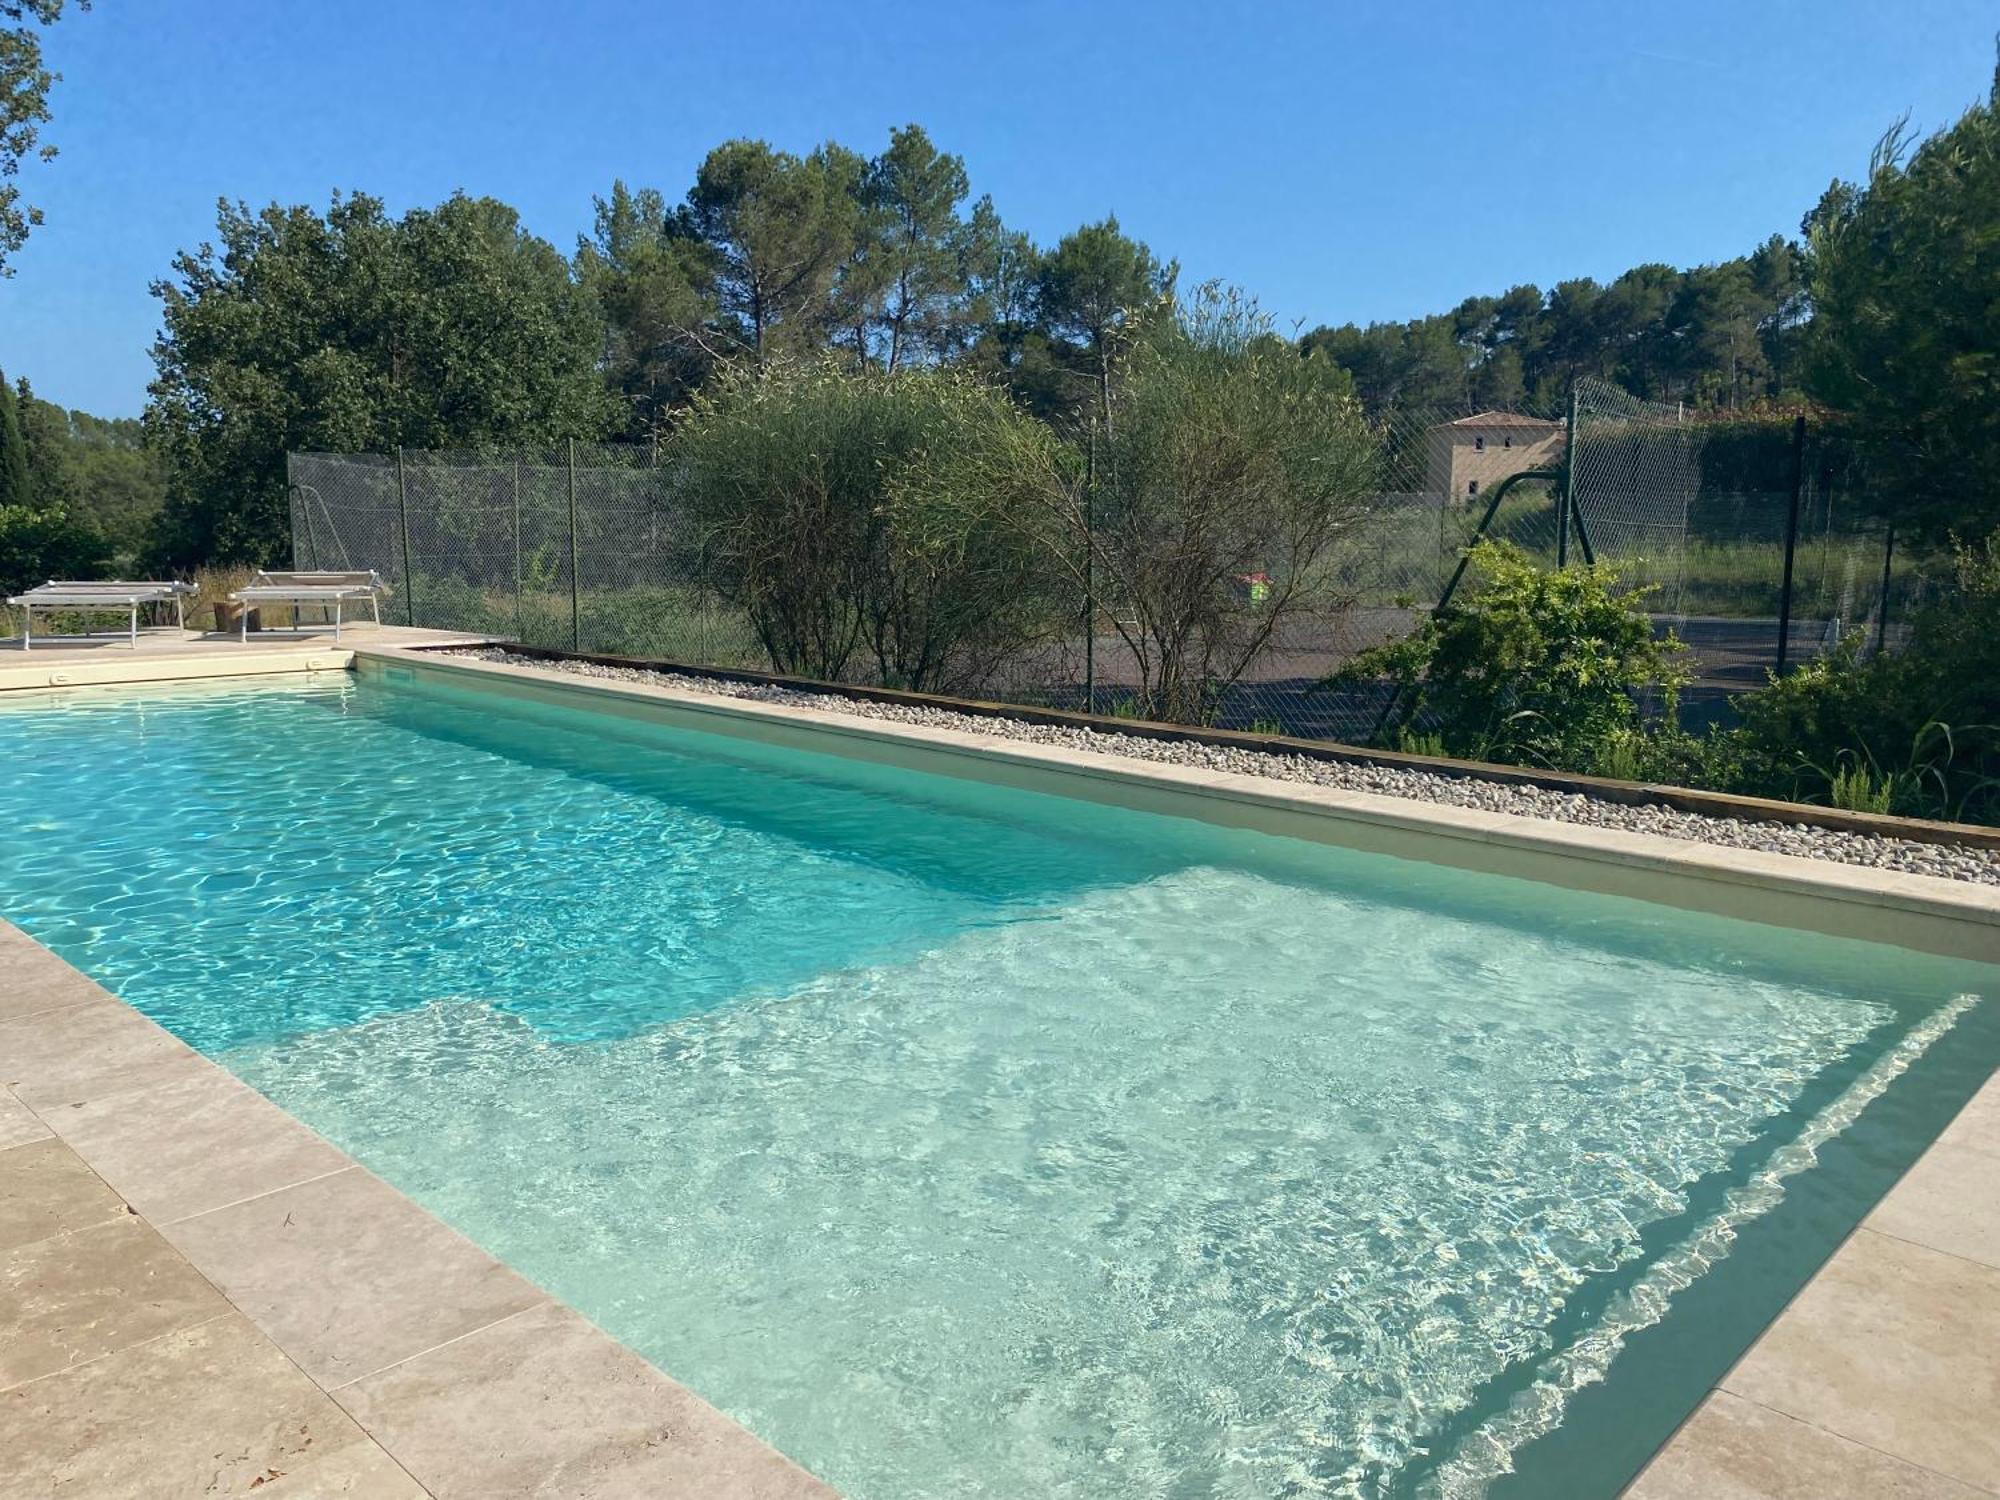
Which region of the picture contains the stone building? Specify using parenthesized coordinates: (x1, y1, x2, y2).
(1424, 412, 1565, 501)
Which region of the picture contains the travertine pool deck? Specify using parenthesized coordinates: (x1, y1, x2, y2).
(0, 623, 497, 694)
(0, 923, 835, 1499)
(1625, 1067, 2000, 1499)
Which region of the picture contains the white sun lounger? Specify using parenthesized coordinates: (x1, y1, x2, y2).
(7, 580, 196, 650)
(229, 570, 389, 643)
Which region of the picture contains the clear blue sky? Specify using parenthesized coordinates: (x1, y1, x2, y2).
(3, 0, 1994, 417)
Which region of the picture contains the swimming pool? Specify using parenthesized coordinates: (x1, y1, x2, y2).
(2, 669, 1994, 1499)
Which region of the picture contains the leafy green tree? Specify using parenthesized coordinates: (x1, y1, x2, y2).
(1720, 532, 2000, 821)
(1804, 64, 2000, 542)
(0, 0, 83, 272)
(575, 181, 717, 438)
(0, 366, 102, 588)
(0, 367, 28, 507)
(12, 373, 69, 508)
(672, 362, 1063, 691)
(1749, 234, 1808, 393)
(960, 196, 1038, 340)
(54, 404, 163, 565)
(684, 140, 858, 366)
(146, 191, 612, 565)
(1298, 315, 1465, 414)
(1670, 260, 1768, 408)
(938, 286, 1378, 723)
(1330, 541, 1691, 770)
(1036, 217, 1172, 433)
(956, 198, 1066, 418)
(1300, 242, 1809, 418)
(853, 125, 974, 371)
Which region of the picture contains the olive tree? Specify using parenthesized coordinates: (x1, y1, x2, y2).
(672, 363, 1065, 692)
(928, 286, 1379, 723)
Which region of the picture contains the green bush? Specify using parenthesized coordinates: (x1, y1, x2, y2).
(0, 503, 106, 594)
(673, 362, 1067, 693)
(1328, 540, 1691, 772)
(1719, 532, 2000, 820)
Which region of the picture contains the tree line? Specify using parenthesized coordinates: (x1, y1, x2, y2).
(0, 370, 158, 585)
(133, 125, 1177, 569)
(0, 52, 1993, 584)
(1298, 237, 1805, 416)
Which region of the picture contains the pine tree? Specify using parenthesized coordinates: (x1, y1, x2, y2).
(0, 370, 32, 510)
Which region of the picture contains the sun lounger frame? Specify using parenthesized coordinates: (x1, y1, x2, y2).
(229, 571, 388, 644)
(5, 581, 195, 650)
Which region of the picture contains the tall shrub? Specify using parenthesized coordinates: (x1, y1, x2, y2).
(672, 363, 1063, 692)
(932, 286, 1378, 723)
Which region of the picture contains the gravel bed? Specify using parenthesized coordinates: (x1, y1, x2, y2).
(442, 647, 2000, 887)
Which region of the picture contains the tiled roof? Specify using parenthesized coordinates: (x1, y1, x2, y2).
(1442, 411, 1564, 430)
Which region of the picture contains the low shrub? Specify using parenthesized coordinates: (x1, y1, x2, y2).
(1719, 532, 2000, 821)
(1326, 540, 1692, 773)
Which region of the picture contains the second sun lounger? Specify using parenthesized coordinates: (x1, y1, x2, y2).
(229, 570, 389, 643)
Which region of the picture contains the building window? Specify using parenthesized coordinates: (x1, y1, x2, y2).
(1503, 436, 1513, 449)
(1467, 479, 1480, 496)
(1473, 436, 1485, 452)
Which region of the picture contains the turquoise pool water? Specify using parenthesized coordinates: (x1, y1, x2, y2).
(2, 670, 1995, 1499)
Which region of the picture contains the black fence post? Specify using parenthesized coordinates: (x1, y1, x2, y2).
(1776, 414, 1806, 675)
(1083, 416, 1096, 716)
(396, 447, 415, 627)
(1557, 384, 1578, 567)
(512, 456, 523, 642)
(567, 438, 581, 652)
(1875, 522, 1896, 655)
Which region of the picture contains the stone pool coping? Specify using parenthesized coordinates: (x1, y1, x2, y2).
(1625, 1062, 2000, 1498)
(0, 922, 836, 1499)
(366, 645, 2000, 965)
(0, 624, 499, 695)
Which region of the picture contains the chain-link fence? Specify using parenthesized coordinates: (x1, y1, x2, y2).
(288, 391, 1909, 746)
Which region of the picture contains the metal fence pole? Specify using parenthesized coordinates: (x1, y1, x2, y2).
(1775, 414, 1806, 675)
(1083, 416, 1096, 716)
(1875, 522, 1896, 655)
(567, 438, 581, 652)
(295, 485, 319, 571)
(512, 456, 523, 642)
(396, 447, 415, 627)
(1557, 384, 1578, 568)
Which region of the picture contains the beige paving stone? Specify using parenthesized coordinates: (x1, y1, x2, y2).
(1867, 1137, 2000, 1271)
(254, 1439, 433, 1498)
(0, 1087, 48, 1150)
(0, 1135, 126, 1251)
(162, 1165, 546, 1389)
(58, 1066, 351, 1224)
(1624, 1390, 1989, 1499)
(1935, 1072, 2000, 1157)
(0, 929, 115, 1023)
(0, 1211, 229, 1388)
(0, 1311, 427, 1498)
(338, 1301, 835, 1499)
(1722, 1228, 2000, 1493)
(0, 995, 207, 1110)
